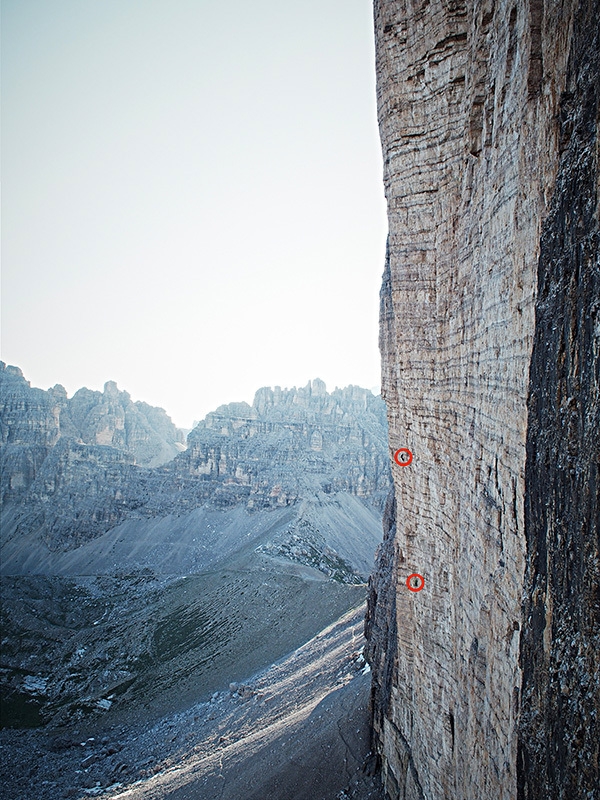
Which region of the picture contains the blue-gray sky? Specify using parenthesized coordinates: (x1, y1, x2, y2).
(1, 0, 386, 428)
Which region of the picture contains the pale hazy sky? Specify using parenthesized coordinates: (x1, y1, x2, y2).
(1, 0, 387, 428)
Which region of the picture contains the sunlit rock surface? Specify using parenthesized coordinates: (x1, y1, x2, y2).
(365, 1, 599, 799)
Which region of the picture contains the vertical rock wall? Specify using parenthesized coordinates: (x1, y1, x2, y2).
(366, 1, 598, 798)
(518, 2, 599, 796)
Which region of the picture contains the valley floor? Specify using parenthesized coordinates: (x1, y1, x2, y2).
(0, 604, 385, 800)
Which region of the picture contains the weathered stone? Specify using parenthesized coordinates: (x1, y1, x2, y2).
(185, 380, 390, 508)
(0, 363, 185, 497)
(1, 373, 390, 555)
(366, 1, 598, 798)
(518, 2, 600, 796)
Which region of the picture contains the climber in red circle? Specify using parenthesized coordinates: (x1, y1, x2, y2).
(394, 448, 413, 466)
(406, 573, 424, 592)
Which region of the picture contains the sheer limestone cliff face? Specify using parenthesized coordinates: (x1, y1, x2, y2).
(366, 1, 598, 799)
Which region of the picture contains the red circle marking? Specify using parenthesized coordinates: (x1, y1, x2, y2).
(406, 573, 424, 592)
(394, 448, 413, 466)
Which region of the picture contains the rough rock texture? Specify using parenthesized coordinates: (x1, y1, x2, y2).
(1, 375, 390, 741)
(365, 1, 598, 799)
(518, 3, 599, 797)
(1, 372, 389, 554)
(185, 379, 390, 508)
(0, 605, 385, 800)
(0, 363, 185, 495)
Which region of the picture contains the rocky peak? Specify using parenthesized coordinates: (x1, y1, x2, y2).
(185, 380, 389, 510)
(1, 371, 390, 550)
(0, 362, 61, 449)
(0, 365, 187, 509)
(3, 364, 26, 380)
(252, 380, 330, 415)
(103, 380, 120, 398)
(48, 384, 68, 402)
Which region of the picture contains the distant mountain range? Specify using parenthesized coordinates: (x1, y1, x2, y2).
(0, 363, 390, 572)
(0, 363, 391, 732)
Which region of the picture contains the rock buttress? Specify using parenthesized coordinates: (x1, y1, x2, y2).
(518, 0, 600, 796)
(366, 1, 598, 798)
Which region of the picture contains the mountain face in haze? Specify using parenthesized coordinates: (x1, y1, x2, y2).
(184, 379, 390, 508)
(1, 370, 390, 739)
(0, 367, 390, 561)
(0, 362, 186, 482)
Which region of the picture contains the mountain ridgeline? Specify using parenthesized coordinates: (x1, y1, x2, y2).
(0, 363, 186, 471)
(0, 364, 390, 566)
(0, 367, 390, 750)
(187, 379, 389, 507)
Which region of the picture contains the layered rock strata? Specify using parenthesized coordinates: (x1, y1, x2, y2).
(186, 380, 389, 508)
(365, 2, 598, 799)
(518, 4, 599, 796)
(1, 372, 390, 553)
(0, 363, 185, 488)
